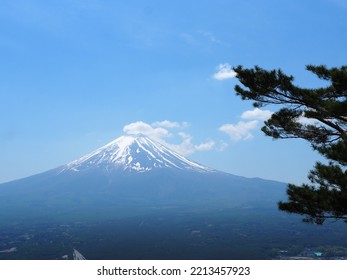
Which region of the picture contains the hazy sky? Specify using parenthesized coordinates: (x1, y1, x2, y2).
(1, 0, 346, 184)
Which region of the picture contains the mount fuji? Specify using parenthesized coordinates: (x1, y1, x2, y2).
(0, 134, 292, 258)
(0, 134, 286, 225)
(2, 135, 347, 260)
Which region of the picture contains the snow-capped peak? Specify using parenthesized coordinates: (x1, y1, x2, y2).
(60, 134, 213, 173)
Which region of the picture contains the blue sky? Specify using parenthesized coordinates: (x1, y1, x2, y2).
(1, 0, 346, 184)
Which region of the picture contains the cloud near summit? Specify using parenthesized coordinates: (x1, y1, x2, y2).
(123, 121, 215, 156)
(123, 121, 170, 139)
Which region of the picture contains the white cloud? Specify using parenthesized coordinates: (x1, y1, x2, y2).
(178, 132, 190, 139)
(167, 132, 195, 155)
(213, 63, 237, 80)
(241, 108, 273, 120)
(195, 140, 215, 151)
(123, 121, 170, 139)
(168, 133, 215, 155)
(219, 120, 258, 141)
(123, 121, 215, 156)
(219, 108, 272, 142)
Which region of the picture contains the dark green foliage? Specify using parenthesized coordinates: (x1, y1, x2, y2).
(233, 65, 347, 224)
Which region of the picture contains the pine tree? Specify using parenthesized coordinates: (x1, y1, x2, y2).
(233, 65, 347, 224)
